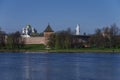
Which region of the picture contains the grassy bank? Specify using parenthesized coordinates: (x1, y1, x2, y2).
(0, 44, 120, 53)
(22, 45, 120, 53)
(0, 49, 119, 53)
(43, 48, 120, 53)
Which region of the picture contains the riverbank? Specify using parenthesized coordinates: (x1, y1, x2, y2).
(0, 48, 120, 53)
(0, 44, 120, 53)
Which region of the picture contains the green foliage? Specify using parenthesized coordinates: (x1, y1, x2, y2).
(55, 34, 60, 49)
(6, 31, 25, 49)
(48, 28, 72, 49)
(30, 33, 40, 37)
(23, 44, 45, 50)
(47, 34, 56, 48)
(39, 33, 44, 37)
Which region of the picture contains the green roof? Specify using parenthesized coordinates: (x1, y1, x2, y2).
(44, 24, 54, 32)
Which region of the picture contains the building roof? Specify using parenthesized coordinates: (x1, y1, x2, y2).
(44, 24, 54, 32)
(72, 35, 90, 40)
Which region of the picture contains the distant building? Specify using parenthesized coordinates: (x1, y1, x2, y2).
(21, 25, 37, 37)
(76, 24, 80, 35)
(22, 24, 54, 45)
(72, 35, 90, 48)
(44, 24, 54, 37)
(43, 24, 54, 44)
(22, 24, 90, 47)
(73, 24, 90, 48)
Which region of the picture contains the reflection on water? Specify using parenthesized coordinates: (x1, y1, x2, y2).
(0, 52, 120, 80)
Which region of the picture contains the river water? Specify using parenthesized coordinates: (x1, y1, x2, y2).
(0, 52, 120, 80)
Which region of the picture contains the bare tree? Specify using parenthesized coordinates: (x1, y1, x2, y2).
(89, 28, 104, 48)
(89, 23, 120, 48)
(0, 28, 6, 48)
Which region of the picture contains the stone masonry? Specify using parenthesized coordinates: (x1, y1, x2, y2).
(23, 37, 46, 45)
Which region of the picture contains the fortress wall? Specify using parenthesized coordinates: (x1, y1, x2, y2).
(23, 37, 46, 45)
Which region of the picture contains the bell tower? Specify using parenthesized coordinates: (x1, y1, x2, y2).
(76, 24, 80, 35)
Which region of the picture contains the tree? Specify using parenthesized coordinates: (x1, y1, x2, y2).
(110, 24, 120, 48)
(110, 24, 119, 36)
(102, 24, 120, 48)
(55, 33, 60, 49)
(0, 28, 6, 48)
(89, 23, 120, 48)
(48, 28, 72, 49)
(7, 31, 25, 49)
(102, 26, 111, 48)
(47, 34, 56, 48)
(64, 28, 72, 49)
(89, 28, 104, 48)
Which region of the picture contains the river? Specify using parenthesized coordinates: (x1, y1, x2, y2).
(0, 52, 120, 80)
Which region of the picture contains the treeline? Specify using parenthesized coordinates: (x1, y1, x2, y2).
(89, 24, 120, 48)
(48, 23, 120, 49)
(48, 28, 86, 49)
(0, 28, 24, 50)
(0, 23, 120, 50)
(48, 28, 72, 49)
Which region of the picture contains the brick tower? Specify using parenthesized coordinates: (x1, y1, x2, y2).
(44, 24, 54, 45)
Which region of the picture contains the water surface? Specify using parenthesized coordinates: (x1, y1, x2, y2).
(0, 52, 120, 80)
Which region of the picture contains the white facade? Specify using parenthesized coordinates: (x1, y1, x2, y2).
(21, 34, 30, 38)
(22, 25, 37, 37)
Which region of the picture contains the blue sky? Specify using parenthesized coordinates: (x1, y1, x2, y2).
(0, 0, 120, 34)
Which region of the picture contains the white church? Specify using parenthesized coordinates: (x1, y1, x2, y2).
(21, 25, 37, 37)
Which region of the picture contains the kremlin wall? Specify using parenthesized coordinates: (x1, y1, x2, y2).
(23, 37, 46, 44)
(22, 24, 54, 45)
(21, 24, 90, 47)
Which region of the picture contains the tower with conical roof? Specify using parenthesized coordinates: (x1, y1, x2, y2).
(44, 24, 54, 45)
(44, 24, 54, 37)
